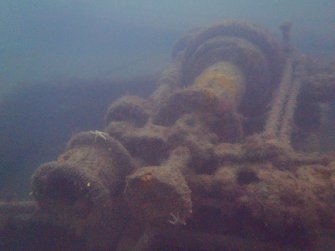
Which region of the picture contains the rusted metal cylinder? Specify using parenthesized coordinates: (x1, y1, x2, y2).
(151, 21, 284, 135)
(192, 61, 246, 113)
(31, 131, 135, 249)
(32, 132, 134, 212)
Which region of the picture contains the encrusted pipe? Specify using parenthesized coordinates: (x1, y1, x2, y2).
(0, 201, 36, 217)
(264, 57, 293, 139)
(279, 61, 304, 144)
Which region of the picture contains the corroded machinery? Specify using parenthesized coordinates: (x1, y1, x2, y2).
(2, 21, 335, 250)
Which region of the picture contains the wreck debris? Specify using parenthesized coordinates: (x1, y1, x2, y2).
(1, 20, 335, 250)
(30, 20, 335, 250)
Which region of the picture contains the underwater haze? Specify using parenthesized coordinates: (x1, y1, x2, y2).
(2, 1, 335, 250)
(1, 0, 335, 198)
(1, 0, 335, 93)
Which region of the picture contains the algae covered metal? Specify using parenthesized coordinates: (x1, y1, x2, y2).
(2, 20, 335, 251)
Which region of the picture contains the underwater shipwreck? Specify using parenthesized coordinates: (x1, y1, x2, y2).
(1, 20, 335, 251)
